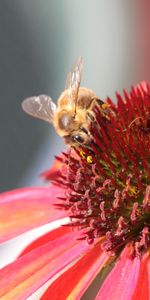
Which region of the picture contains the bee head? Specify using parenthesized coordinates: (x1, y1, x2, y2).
(64, 130, 90, 147)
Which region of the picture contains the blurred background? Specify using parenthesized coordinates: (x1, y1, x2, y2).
(0, 1, 149, 299)
(0, 0, 149, 192)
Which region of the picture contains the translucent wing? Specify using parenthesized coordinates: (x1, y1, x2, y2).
(65, 56, 83, 108)
(22, 94, 56, 123)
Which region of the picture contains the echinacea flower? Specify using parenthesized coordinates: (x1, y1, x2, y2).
(0, 81, 150, 300)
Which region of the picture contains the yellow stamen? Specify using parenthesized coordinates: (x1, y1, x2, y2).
(87, 156, 93, 164)
(80, 150, 86, 159)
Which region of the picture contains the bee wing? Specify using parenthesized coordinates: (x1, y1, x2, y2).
(22, 94, 56, 123)
(65, 56, 83, 107)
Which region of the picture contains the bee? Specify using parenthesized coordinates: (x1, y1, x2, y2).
(22, 56, 105, 147)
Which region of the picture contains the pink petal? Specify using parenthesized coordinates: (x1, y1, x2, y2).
(96, 245, 140, 300)
(132, 251, 150, 300)
(0, 230, 91, 300)
(0, 185, 67, 243)
(40, 240, 109, 300)
(19, 226, 73, 257)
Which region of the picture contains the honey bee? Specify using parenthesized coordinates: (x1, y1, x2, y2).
(22, 56, 104, 147)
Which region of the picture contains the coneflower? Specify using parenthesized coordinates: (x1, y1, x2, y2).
(0, 81, 149, 300)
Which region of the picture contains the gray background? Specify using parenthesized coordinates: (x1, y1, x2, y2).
(0, 0, 147, 193)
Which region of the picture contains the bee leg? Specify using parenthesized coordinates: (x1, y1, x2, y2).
(90, 97, 104, 107)
(85, 98, 104, 123)
(79, 126, 89, 134)
(94, 98, 105, 106)
(86, 111, 95, 122)
(91, 97, 110, 118)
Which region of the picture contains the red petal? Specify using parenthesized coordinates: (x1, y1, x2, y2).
(132, 251, 150, 300)
(40, 241, 109, 300)
(0, 231, 91, 300)
(96, 245, 140, 300)
(0, 185, 67, 242)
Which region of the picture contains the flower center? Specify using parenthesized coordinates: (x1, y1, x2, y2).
(55, 83, 150, 256)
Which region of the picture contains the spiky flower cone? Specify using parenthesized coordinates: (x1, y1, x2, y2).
(0, 82, 149, 300)
(53, 81, 150, 257)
